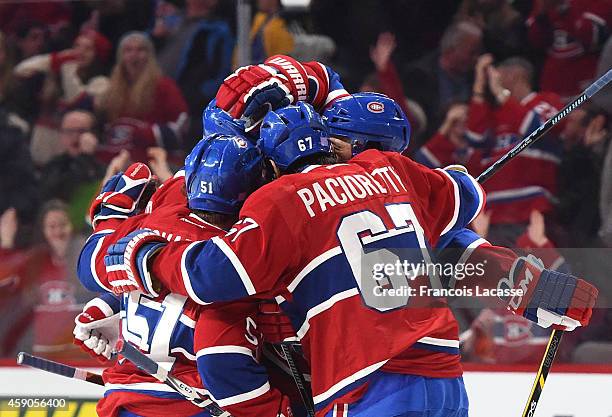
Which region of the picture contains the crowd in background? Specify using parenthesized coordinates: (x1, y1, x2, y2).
(0, 0, 611, 365)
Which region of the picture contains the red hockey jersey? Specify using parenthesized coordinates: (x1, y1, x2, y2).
(527, 0, 612, 100)
(140, 151, 486, 415)
(78, 172, 289, 417)
(466, 92, 564, 224)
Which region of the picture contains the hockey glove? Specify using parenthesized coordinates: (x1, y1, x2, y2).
(73, 294, 120, 362)
(89, 163, 155, 228)
(257, 302, 297, 344)
(500, 254, 598, 331)
(216, 55, 309, 128)
(105, 229, 166, 296)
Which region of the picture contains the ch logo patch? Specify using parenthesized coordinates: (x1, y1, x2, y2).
(367, 101, 384, 113)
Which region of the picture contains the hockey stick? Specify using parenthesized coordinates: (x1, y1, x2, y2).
(115, 340, 232, 417)
(474, 69, 612, 417)
(16, 352, 105, 386)
(280, 342, 315, 417)
(477, 68, 612, 183)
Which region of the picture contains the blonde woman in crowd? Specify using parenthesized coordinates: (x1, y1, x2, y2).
(98, 31, 188, 164)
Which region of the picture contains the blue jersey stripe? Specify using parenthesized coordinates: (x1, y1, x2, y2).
(197, 352, 268, 401)
(184, 241, 251, 303)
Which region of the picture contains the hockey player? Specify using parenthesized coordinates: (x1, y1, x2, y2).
(101, 102, 597, 416)
(75, 136, 293, 417)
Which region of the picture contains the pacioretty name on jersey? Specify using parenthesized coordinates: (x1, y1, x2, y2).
(296, 165, 407, 217)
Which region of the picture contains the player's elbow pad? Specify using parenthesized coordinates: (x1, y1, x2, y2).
(77, 234, 111, 293)
(440, 168, 486, 232)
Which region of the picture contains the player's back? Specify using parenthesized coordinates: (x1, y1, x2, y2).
(234, 149, 484, 412)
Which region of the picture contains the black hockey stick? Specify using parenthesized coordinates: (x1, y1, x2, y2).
(115, 340, 232, 417)
(17, 352, 105, 386)
(280, 342, 315, 417)
(474, 69, 612, 417)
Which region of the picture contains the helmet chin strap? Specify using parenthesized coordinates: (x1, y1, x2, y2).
(269, 159, 282, 179)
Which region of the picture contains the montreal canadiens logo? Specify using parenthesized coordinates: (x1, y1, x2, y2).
(367, 101, 384, 113)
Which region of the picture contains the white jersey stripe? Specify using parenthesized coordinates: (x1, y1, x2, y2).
(212, 236, 257, 295)
(296, 288, 359, 339)
(91, 234, 113, 292)
(437, 169, 461, 236)
(416, 336, 460, 348)
(288, 247, 343, 293)
(313, 360, 388, 405)
(216, 381, 271, 407)
(196, 345, 254, 358)
(181, 241, 210, 305)
(105, 382, 177, 393)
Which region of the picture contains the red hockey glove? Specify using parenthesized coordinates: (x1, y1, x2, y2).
(257, 302, 297, 344)
(73, 294, 120, 362)
(105, 229, 166, 296)
(216, 55, 309, 127)
(89, 162, 155, 228)
(500, 254, 598, 331)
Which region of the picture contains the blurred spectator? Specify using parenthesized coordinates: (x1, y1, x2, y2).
(0, 109, 38, 233)
(13, 21, 48, 62)
(0, 31, 29, 127)
(466, 55, 564, 244)
(0, 2, 72, 48)
(290, 31, 336, 63)
(147, 147, 175, 183)
(527, 0, 612, 101)
(0, 31, 14, 107)
(77, 1, 155, 47)
(154, 0, 233, 148)
(363, 32, 427, 139)
(14, 29, 111, 111)
(402, 21, 483, 145)
(39, 110, 105, 229)
(98, 31, 188, 164)
(557, 108, 609, 246)
(455, 0, 525, 59)
(414, 102, 480, 170)
(592, 35, 612, 113)
(0, 201, 90, 360)
(249, 0, 294, 63)
(15, 30, 112, 166)
(600, 135, 612, 247)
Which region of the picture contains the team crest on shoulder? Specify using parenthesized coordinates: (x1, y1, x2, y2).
(367, 101, 384, 113)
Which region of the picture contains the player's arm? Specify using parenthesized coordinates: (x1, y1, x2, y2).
(385, 154, 485, 240)
(456, 243, 596, 331)
(436, 227, 596, 331)
(77, 163, 155, 293)
(103, 192, 298, 304)
(195, 303, 292, 417)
